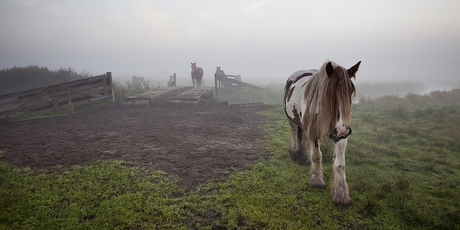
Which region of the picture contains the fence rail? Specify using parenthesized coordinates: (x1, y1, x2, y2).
(0, 72, 114, 124)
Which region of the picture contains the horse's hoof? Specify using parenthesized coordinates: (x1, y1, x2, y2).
(333, 196, 352, 209)
(289, 150, 304, 163)
(298, 155, 310, 166)
(309, 178, 326, 190)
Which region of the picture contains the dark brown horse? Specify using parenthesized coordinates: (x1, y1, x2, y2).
(191, 62, 204, 88)
(214, 67, 226, 88)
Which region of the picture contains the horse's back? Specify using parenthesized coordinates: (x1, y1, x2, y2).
(286, 69, 318, 83)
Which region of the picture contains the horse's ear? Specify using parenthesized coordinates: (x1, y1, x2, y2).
(326, 62, 334, 77)
(347, 61, 361, 78)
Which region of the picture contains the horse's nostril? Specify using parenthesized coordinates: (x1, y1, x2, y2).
(348, 127, 352, 135)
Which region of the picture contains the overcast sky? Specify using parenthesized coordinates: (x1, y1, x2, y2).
(1, 0, 459, 87)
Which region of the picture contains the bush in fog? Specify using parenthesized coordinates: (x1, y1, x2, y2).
(356, 81, 425, 98)
(0, 65, 91, 95)
(430, 88, 460, 104)
(357, 88, 460, 111)
(112, 80, 156, 103)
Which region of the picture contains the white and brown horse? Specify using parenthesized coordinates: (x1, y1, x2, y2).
(283, 61, 361, 207)
(215, 67, 226, 88)
(191, 62, 204, 88)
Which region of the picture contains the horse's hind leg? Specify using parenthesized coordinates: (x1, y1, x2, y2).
(309, 142, 326, 189)
(288, 120, 309, 165)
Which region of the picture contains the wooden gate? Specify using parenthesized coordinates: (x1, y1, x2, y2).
(0, 72, 114, 123)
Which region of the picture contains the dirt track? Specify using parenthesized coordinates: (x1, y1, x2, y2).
(0, 102, 272, 190)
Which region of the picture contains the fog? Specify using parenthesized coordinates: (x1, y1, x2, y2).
(1, 0, 460, 89)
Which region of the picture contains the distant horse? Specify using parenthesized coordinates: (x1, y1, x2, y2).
(132, 76, 147, 86)
(168, 74, 176, 87)
(191, 62, 204, 88)
(215, 67, 226, 88)
(284, 60, 361, 207)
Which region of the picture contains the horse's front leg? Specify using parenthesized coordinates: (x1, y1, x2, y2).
(309, 142, 326, 189)
(331, 138, 352, 207)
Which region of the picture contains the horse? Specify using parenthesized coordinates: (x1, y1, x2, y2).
(191, 62, 204, 88)
(215, 67, 226, 88)
(132, 76, 147, 86)
(168, 74, 176, 87)
(283, 60, 361, 208)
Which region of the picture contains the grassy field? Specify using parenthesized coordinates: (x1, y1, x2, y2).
(1, 88, 460, 229)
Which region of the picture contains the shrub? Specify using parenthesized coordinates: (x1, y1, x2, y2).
(0, 66, 90, 95)
(112, 80, 154, 104)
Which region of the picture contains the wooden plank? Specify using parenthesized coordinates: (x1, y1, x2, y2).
(0, 87, 52, 123)
(89, 95, 112, 102)
(58, 75, 107, 88)
(68, 91, 73, 117)
(170, 86, 213, 101)
(228, 102, 264, 107)
(0, 89, 105, 116)
(125, 86, 192, 104)
(0, 86, 44, 101)
(0, 99, 22, 114)
(106, 72, 115, 102)
(225, 78, 263, 90)
(7, 97, 100, 122)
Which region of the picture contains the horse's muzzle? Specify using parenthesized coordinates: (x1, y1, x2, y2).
(329, 127, 352, 142)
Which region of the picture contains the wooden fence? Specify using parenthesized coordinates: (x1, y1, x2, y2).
(0, 72, 114, 123)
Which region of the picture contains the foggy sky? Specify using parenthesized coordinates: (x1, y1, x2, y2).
(1, 0, 459, 87)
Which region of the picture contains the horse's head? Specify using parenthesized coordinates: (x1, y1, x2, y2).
(215, 67, 221, 74)
(324, 61, 361, 142)
(191, 62, 197, 70)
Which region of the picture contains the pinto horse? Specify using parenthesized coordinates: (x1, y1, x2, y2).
(283, 60, 361, 207)
(191, 62, 204, 88)
(215, 67, 226, 88)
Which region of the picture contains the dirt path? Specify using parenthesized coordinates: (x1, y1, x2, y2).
(0, 103, 272, 190)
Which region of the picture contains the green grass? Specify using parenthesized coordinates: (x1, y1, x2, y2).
(1, 89, 460, 229)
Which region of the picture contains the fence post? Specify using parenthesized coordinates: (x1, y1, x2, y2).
(106, 72, 115, 103)
(51, 88, 58, 110)
(214, 73, 218, 101)
(68, 91, 73, 117)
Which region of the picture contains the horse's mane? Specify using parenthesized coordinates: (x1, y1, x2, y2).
(302, 61, 356, 142)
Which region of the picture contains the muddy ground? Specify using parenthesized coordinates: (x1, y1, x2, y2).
(0, 102, 273, 190)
